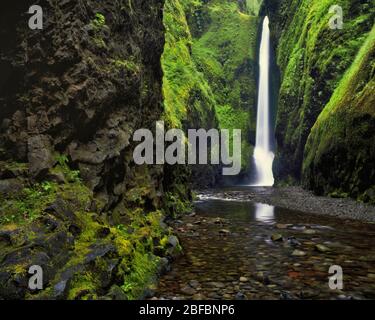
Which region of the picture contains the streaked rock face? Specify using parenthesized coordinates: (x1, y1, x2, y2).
(0, 0, 165, 209)
(0, 0, 167, 299)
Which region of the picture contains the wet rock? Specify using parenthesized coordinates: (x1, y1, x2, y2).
(106, 285, 128, 300)
(157, 257, 170, 275)
(38, 215, 60, 232)
(27, 135, 54, 179)
(206, 292, 220, 299)
(47, 171, 66, 184)
(239, 277, 249, 283)
(45, 198, 76, 222)
(168, 235, 179, 248)
(0, 178, 24, 196)
(189, 280, 200, 289)
(235, 292, 247, 300)
(219, 229, 231, 235)
(181, 286, 196, 296)
(293, 225, 306, 231)
(276, 224, 292, 229)
(299, 289, 320, 299)
(292, 250, 307, 257)
(271, 233, 283, 242)
(209, 281, 225, 289)
(192, 293, 206, 300)
(303, 229, 317, 235)
(96, 227, 111, 239)
(287, 237, 301, 247)
(143, 286, 157, 299)
(0, 232, 12, 246)
(84, 244, 116, 263)
(280, 291, 294, 300)
(254, 272, 270, 285)
(315, 244, 331, 253)
(214, 218, 225, 225)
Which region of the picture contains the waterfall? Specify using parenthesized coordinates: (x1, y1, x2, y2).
(252, 16, 275, 187)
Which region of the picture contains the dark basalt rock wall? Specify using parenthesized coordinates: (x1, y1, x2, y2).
(0, 0, 173, 300)
(0, 0, 165, 209)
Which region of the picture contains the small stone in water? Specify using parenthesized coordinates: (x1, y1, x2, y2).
(181, 286, 196, 295)
(292, 250, 306, 257)
(235, 292, 247, 300)
(192, 293, 205, 300)
(288, 236, 301, 247)
(315, 244, 331, 253)
(276, 224, 292, 229)
(219, 229, 230, 235)
(239, 277, 249, 282)
(189, 280, 200, 288)
(271, 233, 283, 242)
(210, 281, 225, 288)
(303, 229, 316, 235)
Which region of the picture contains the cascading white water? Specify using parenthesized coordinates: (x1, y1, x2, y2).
(252, 16, 275, 187)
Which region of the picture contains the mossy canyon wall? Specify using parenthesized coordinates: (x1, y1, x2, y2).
(263, 0, 375, 203)
(163, 0, 261, 182)
(0, 0, 182, 300)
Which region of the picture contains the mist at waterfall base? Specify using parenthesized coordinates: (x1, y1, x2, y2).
(250, 16, 275, 187)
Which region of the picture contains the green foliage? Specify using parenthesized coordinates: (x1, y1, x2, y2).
(163, 0, 259, 171)
(54, 154, 80, 182)
(120, 252, 159, 300)
(303, 25, 375, 203)
(0, 154, 85, 226)
(162, 0, 218, 128)
(246, 0, 262, 15)
(90, 12, 108, 49)
(0, 182, 58, 225)
(113, 210, 172, 299)
(165, 191, 193, 217)
(92, 13, 106, 30)
(269, 0, 374, 178)
(110, 58, 140, 74)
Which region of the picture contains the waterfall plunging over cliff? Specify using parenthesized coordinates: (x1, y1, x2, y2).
(252, 16, 275, 187)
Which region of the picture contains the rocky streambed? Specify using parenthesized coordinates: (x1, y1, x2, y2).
(153, 187, 375, 300)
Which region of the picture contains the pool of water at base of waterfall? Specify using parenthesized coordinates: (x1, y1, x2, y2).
(154, 189, 375, 300)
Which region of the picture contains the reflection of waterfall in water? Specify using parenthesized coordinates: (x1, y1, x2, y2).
(251, 16, 275, 187)
(254, 203, 275, 224)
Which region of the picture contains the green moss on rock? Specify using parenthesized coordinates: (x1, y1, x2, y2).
(163, 0, 259, 174)
(264, 0, 374, 180)
(303, 25, 375, 204)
